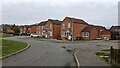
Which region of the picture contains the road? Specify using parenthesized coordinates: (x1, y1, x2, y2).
(74, 41, 111, 66)
(2, 36, 114, 67)
(2, 36, 76, 67)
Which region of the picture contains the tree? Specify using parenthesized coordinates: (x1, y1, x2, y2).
(13, 26, 20, 36)
(12, 24, 16, 28)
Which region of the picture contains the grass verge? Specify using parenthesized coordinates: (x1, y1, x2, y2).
(96, 49, 120, 68)
(1, 39, 28, 57)
(96, 50, 110, 62)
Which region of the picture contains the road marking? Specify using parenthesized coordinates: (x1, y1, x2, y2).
(73, 50, 80, 68)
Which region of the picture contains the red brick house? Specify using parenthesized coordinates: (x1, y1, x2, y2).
(110, 26, 120, 32)
(44, 19, 61, 39)
(20, 26, 24, 34)
(61, 17, 88, 40)
(6, 26, 14, 34)
(30, 24, 37, 34)
(81, 25, 99, 40)
(27, 26, 31, 34)
(101, 29, 111, 40)
(36, 21, 47, 37)
(20, 25, 31, 35)
(95, 26, 111, 40)
(95, 26, 106, 38)
(109, 26, 120, 40)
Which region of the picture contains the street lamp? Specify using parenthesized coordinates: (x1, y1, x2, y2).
(72, 17, 74, 42)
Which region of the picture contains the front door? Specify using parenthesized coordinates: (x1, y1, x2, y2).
(67, 33, 72, 40)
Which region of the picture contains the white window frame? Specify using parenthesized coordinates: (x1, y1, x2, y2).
(86, 32, 89, 37)
(62, 24, 65, 28)
(48, 31, 52, 36)
(82, 32, 89, 37)
(50, 24, 52, 29)
(68, 23, 70, 28)
(45, 25, 48, 28)
(61, 30, 66, 36)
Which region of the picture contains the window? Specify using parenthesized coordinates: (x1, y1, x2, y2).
(50, 24, 52, 29)
(42, 26, 44, 29)
(45, 25, 48, 28)
(86, 32, 89, 37)
(68, 23, 70, 28)
(82, 32, 89, 37)
(37, 26, 38, 30)
(115, 29, 118, 31)
(48, 30, 52, 36)
(61, 30, 66, 36)
(62, 24, 65, 28)
(24, 27, 26, 30)
(39, 26, 40, 29)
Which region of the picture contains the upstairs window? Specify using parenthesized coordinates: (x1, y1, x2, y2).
(50, 24, 52, 29)
(45, 25, 48, 28)
(37, 26, 38, 30)
(39, 26, 40, 29)
(62, 24, 65, 28)
(68, 23, 70, 28)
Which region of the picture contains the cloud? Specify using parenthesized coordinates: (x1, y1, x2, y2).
(2, 0, 119, 2)
(1, 2, 118, 28)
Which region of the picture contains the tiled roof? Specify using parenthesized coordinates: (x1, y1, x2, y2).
(38, 21, 47, 26)
(66, 17, 88, 24)
(95, 25, 106, 30)
(110, 26, 120, 30)
(82, 25, 94, 32)
(20, 25, 31, 28)
(30, 23, 38, 26)
(48, 19, 62, 25)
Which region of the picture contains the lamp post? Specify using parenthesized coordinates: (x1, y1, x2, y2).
(72, 17, 74, 42)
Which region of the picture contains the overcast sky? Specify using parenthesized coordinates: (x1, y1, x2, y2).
(1, 0, 119, 28)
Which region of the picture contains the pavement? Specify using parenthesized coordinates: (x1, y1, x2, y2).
(2, 36, 118, 67)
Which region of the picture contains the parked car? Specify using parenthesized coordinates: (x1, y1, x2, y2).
(30, 33, 40, 37)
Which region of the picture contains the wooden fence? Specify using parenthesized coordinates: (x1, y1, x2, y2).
(110, 46, 120, 66)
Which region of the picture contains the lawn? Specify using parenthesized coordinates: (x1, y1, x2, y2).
(1, 39, 28, 57)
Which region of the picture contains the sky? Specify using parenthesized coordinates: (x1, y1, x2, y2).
(1, 0, 119, 28)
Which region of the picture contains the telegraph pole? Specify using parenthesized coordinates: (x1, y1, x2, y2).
(72, 17, 74, 42)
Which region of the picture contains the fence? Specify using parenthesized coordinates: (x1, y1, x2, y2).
(110, 46, 120, 66)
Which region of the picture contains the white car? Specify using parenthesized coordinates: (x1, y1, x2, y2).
(30, 34, 40, 37)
